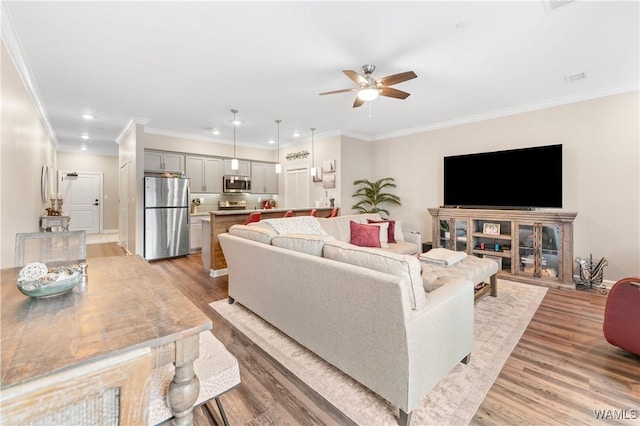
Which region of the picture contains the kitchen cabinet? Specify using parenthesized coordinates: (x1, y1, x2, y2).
(186, 156, 222, 193)
(223, 159, 250, 177)
(251, 162, 278, 194)
(144, 150, 184, 174)
(190, 216, 204, 253)
(428, 207, 577, 289)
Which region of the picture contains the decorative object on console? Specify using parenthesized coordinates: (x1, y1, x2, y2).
(351, 177, 401, 218)
(483, 223, 500, 235)
(575, 254, 608, 294)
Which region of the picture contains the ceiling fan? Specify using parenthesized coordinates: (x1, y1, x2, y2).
(319, 64, 417, 108)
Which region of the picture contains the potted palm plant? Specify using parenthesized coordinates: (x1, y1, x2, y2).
(351, 177, 401, 218)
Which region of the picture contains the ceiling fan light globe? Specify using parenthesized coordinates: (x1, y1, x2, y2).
(310, 167, 317, 177)
(357, 87, 380, 101)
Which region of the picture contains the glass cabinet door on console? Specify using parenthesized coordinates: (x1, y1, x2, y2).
(437, 218, 469, 251)
(516, 222, 561, 281)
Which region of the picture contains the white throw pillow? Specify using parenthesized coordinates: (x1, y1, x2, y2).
(394, 220, 405, 242)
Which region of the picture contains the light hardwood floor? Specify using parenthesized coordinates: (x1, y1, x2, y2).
(89, 244, 640, 425)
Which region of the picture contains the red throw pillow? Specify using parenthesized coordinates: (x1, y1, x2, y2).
(350, 221, 381, 248)
(368, 219, 396, 243)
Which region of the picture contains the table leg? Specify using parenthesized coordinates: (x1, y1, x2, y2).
(490, 273, 498, 297)
(167, 334, 200, 426)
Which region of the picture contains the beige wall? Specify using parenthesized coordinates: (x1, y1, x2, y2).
(1, 41, 57, 268)
(372, 91, 640, 281)
(57, 152, 119, 231)
(340, 135, 372, 215)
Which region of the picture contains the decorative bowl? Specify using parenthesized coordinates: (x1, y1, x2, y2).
(17, 264, 83, 298)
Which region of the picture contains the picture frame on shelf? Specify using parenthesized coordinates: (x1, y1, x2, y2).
(483, 223, 500, 235)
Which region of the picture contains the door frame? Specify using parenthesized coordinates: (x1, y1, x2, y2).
(58, 170, 104, 234)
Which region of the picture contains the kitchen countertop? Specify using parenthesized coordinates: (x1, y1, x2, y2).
(209, 207, 333, 216)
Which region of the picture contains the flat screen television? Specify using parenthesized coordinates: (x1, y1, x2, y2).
(444, 144, 562, 209)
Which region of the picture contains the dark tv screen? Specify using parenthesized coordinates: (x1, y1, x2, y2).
(444, 144, 562, 209)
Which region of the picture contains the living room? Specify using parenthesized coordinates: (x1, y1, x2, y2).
(1, 1, 638, 424)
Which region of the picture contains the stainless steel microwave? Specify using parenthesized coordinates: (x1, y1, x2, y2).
(223, 175, 251, 193)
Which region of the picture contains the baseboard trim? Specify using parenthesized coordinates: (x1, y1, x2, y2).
(211, 268, 228, 278)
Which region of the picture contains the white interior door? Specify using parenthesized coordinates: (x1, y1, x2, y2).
(284, 168, 309, 208)
(59, 171, 102, 234)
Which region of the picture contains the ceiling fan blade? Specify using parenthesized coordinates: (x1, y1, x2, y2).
(353, 97, 364, 108)
(319, 88, 359, 96)
(343, 70, 368, 85)
(380, 87, 411, 99)
(377, 71, 417, 87)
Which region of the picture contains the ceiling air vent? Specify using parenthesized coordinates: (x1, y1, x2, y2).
(564, 72, 588, 84)
(543, 0, 575, 14)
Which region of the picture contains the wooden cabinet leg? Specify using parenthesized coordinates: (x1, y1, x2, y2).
(490, 273, 498, 297)
(168, 335, 200, 426)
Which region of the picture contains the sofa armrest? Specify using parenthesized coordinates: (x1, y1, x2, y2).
(403, 231, 422, 254)
(404, 278, 474, 410)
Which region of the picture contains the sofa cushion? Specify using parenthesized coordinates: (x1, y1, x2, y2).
(379, 241, 419, 255)
(272, 234, 336, 257)
(228, 224, 277, 244)
(323, 240, 427, 310)
(350, 221, 389, 248)
(368, 219, 396, 243)
(317, 213, 382, 242)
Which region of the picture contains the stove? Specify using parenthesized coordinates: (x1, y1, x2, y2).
(218, 200, 247, 210)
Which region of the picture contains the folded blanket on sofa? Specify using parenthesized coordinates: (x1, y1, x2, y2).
(262, 216, 328, 235)
(420, 248, 467, 266)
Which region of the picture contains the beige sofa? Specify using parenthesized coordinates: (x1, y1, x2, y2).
(218, 214, 474, 425)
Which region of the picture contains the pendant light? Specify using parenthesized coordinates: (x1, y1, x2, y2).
(230, 109, 239, 171)
(310, 127, 317, 177)
(275, 119, 282, 174)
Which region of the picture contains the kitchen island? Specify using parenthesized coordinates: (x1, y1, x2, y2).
(208, 207, 335, 276)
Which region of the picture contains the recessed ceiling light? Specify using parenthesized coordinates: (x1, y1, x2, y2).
(268, 139, 275, 144)
(80, 144, 87, 151)
(231, 118, 242, 126)
(81, 135, 90, 140)
(82, 113, 94, 120)
(293, 132, 300, 138)
(212, 129, 220, 135)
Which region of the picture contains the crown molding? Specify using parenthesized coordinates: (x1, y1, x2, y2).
(373, 84, 639, 141)
(114, 116, 150, 144)
(145, 127, 224, 143)
(1, 3, 58, 147)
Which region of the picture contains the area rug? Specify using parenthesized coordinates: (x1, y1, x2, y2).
(210, 280, 547, 425)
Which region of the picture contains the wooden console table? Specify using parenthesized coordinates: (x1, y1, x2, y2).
(428, 208, 578, 289)
(1, 255, 212, 425)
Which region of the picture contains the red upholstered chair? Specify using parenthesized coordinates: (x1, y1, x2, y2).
(603, 277, 640, 355)
(283, 210, 293, 218)
(243, 212, 261, 225)
(326, 207, 338, 218)
(309, 209, 317, 217)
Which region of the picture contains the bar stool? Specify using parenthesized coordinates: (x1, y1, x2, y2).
(309, 209, 317, 217)
(243, 212, 261, 225)
(326, 207, 338, 218)
(283, 210, 293, 218)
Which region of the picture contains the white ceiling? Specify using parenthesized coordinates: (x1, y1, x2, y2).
(3, 1, 639, 156)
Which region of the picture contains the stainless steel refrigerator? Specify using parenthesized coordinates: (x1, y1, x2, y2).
(144, 176, 190, 260)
